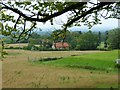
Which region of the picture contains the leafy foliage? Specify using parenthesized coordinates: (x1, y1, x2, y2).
(76, 31, 99, 50)
(107, 28, 120, 49)
(0, 1, 119, 41)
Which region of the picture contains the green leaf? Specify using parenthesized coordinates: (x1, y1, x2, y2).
(34, 6, 39, 10)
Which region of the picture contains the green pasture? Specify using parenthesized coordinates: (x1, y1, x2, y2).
(33, 50, 118, 72)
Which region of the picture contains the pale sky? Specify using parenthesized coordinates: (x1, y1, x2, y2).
(2, 1, 119, 32)
(36, 15, 118, 32)
(68, 18, 118, 32)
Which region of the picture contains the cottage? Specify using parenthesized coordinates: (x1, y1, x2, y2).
(52, 42, 69, 49)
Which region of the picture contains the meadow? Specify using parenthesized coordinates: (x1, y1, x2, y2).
(35, 50, 118, 72)
(2, 49, 119, 88)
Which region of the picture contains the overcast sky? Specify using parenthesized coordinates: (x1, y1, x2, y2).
(2, 1, 119, 32)
(35, 16, 118, 32)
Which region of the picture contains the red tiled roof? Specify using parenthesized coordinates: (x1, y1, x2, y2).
(54, 42, 69, 48)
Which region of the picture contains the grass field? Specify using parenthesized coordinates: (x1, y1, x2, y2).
(36, 50, 118, 72)
(2, 49, 119, 88)
(6, 43, 28, 48)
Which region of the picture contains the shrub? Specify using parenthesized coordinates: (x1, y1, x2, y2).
(39, 57, 63, 62)
(23, 44, 38, 50)
(115, 64, 120, 68)
(9, 46, 14, 49)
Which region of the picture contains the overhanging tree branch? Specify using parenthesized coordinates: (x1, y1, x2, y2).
(25, 22, 36, 40)
(25, 22, 36, 35)
(0, 1, 117, 42)
(65, 2, 114, 27)
(1, 2, 86, 22)
(14, 15, 21, 29)
(16, 19, 26, 42)
(16, 21, 36, 42)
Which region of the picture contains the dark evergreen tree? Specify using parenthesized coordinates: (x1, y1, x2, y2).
(104, 31, 108, 48)
(98, 31, 101, 44)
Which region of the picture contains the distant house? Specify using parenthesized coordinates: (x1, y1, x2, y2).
(52, 42, 69, 49)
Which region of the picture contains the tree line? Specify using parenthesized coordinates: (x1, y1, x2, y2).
(0, 1, 119, 42)
(5, 28, 120, 51)
(0, 1, 119, 59)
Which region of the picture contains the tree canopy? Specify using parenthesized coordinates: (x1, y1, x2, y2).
(75, 31, 99, 50)
(0, 1, 119, 42)
(107, 28, 120, 49)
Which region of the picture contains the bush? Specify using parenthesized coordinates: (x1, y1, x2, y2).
(9, 46, 14, 49)
(39, 57, 63, 61)
(115, 64, 120, 68)
(24, 45, 38, 51)
(5, 46, 23, 49)
(97, 47, 112, 51)
(23, 44, 34, 50)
